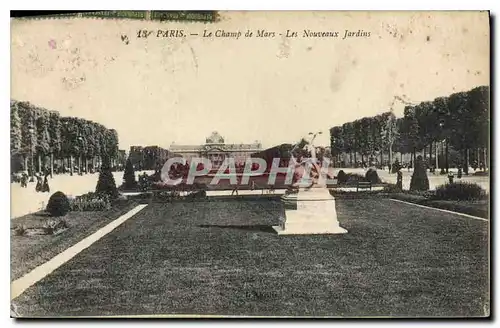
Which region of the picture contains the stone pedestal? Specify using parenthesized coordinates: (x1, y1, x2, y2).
(273, 187, 348, 235)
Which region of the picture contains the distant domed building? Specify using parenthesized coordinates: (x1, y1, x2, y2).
(169, 131, 262, 168)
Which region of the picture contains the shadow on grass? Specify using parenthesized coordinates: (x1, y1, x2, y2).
(33, 211, 51, 217)
(198, 224, 277, 234)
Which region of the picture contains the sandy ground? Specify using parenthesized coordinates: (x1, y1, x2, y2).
(339, 167, 489, 193)
(11, 168, 488, 219)
(11, 171, 154, 219)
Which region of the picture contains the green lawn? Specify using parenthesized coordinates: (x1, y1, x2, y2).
(12, 197, 489, 317)
(11, 199, 139, 281)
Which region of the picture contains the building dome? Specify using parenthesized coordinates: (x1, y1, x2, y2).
(206, 131, 224, 144)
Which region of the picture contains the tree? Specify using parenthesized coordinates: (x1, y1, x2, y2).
(95, 156, 118, 199)
(466, 86, 489, 171)
(402, 105, 420, 165)
(330, 126, 343, 166)
(123, 157, 137, 189)
(35, 107, 51, 173)
(10, 101, 22, 156)
(448, 91, 470, 173)
(48, 111, 61, 176)
(342, 122, 354, 166)
(380, 110, 398, 170)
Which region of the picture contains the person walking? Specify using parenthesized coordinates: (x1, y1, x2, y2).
(20, 172, 28, 188)
(42, 172, 50, 193)
(35, 173, 42, 192)
(396, 169, 403, 191)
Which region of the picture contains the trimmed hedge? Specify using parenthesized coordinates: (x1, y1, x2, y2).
(337, 170, 348, 184)
(365, 169, 382, 184)
(46, 191, 70, 217)
(434, 182, 487, 201)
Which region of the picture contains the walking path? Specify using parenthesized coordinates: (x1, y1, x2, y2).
(340, 168, 489, 192)
(11, 167, 488, 219)
(11, 171, 153, 219)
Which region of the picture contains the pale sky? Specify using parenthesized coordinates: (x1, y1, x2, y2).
(11, 11, 489, 150)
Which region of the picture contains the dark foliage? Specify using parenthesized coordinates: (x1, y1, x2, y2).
(46, 191, 70, 217)
(70, 192, 111, 211)
(434, 182, 487, 201)
(365, 168, 382, 184)
(383, 183, 401, 193)
(96, 157, 118, 199)
(123, 158, 137, 189)
(337, 170, 347, 184)
(410, 156, 429, 191)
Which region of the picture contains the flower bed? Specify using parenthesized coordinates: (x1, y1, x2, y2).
(69, 192, 112, 211)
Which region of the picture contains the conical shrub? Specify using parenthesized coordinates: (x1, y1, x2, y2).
(96, 156, 118, 199)
(123, 157, 137, 189)
(410, 155, 429, 191)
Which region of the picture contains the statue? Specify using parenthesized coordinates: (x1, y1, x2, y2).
(273, 132, 347, 235)
(288, 137, 327, 191)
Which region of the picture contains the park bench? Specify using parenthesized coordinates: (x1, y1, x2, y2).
(356, 181, 372, 192)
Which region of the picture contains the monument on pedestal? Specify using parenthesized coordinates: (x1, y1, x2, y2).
(273, 133, 348, 235)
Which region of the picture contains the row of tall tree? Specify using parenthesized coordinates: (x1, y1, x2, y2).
(330, 86, 489, 173)
(11, 100, 120, 177)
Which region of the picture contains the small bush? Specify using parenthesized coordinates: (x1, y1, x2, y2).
(407, 190, 435, 199)
(337, 170, 347, 184)
(42, 219, 69, 235)
(365, 169, 381, 184)
(70, 192, 112, 211)
(383, 183, 401, 193)
(46, 191, 71, 217)
(473, 171, 489, 177)
(12, 225, 27, 236)
(434, 182, 487, 201)
(345, 173, 366, 184)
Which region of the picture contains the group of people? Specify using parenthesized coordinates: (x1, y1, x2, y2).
(18, 170, 51, 193)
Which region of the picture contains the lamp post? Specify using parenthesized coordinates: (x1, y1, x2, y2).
(28, 126, 35, 182)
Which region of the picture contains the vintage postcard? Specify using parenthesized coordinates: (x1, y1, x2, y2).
(10, 10, 490, 318)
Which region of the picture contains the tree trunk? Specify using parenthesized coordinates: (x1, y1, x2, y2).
(423, 146, 427, 163)
(465, 148, 470, 175)
(70, 155, 74, 175)
(50, 153, 54, 178)
(429, 142, 433, 170)
(37, 154, 42, 173)
(445, 139, 449, 173)
(435, 141, 439, 170)
(349, 152, 353, 167)
(354, 152, 357, 168)
(23, 155, 28, 172)
(380, 149, 383, 168)
(389, 142, 393, 171)
(483, 147, 488, 170)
